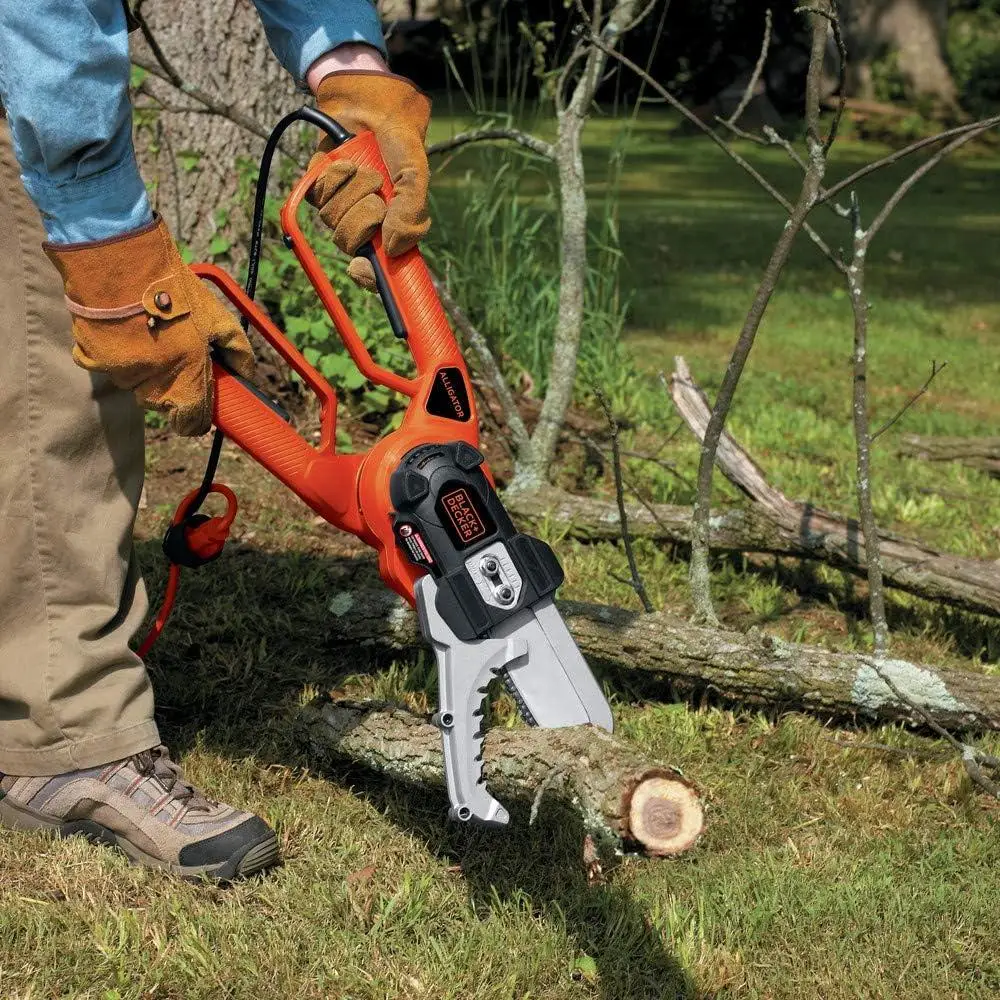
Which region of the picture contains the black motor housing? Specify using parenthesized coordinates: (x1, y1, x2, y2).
(389, 441, 563, 641)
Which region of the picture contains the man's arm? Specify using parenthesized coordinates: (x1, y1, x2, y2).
(250, 0, 387, 84)
(0, 0, 388, 243)
(0, 0, 152, 243)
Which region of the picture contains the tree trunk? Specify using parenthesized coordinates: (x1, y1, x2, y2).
(838, 0, 957, 109)
(304, 700, 704, 856)
(509, 0, 640, 491)
(326, 588, 1000, 732)
(130, 0, 301, 255)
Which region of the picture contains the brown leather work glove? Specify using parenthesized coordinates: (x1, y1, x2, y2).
(309, 72, 431, 291)
(44, 216, 256, 437)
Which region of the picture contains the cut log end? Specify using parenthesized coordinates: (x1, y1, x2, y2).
(627, 775, 704, 856)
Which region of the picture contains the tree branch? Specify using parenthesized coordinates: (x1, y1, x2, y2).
(427, 127, 555, 160)
(725, 9, 772, 129)
(862, 120, 1000, 246)
(683, 4, 835, 624)
(820, 114, 1000, 207)
(871, 361, 948, 442)
(589, 38, 846, 274)
(130, 52, 303, 164)
(594, 388, 654, 612)
(846, 192, 889, 655)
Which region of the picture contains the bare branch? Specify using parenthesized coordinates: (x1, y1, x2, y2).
(800, 4, 832, 154)
(714, 117, 770, 147)
(821, 114, 1000, 206)
(594, 387, 654, 613)
(687, 3, 835, 623)
(846, 192, 889, 655)
(825, 6, 848, 154)
(725, 9, 772, 129)
(871, 361, 948, 442)
(795, 4, 847, 152)
(131, 56, 304, 165)
(589, 39, 846, 274)
(862, 120, 1000, 246)
(427, 127, 555, 160)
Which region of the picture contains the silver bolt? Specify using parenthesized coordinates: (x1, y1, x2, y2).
(480, 556, 500, 575)
(496, 584, 515, 605)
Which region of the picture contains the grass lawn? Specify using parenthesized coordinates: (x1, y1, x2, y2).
(2, 111, 999, 999)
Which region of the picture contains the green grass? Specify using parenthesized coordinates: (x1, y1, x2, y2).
(3, 111, 1000, 999)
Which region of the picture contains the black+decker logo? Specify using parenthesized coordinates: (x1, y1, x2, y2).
(440, 487, 487, 544)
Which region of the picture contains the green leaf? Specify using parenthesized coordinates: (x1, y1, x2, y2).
(574, 955, 598, 983)
(285, 315, 315, 338)
(177, 149, 203, 173)
(129, 66, 147, 89)
(336, 427, 354, 453)
(343, 368, 367, 391)
(208, 235, 232, 257)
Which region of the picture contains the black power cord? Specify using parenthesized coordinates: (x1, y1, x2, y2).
(188, 107, 353, 517)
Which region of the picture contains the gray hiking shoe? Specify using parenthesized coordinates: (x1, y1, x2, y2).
(0, 745, 280, 881)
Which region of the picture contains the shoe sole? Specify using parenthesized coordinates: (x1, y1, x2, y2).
(0, 800, 280, 882)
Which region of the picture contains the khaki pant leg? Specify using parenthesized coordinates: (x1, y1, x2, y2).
(0, 120, 160, 776)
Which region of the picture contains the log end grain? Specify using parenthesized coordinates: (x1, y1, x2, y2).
(627, 775, 704, 856)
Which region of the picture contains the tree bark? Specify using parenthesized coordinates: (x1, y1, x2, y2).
(838, 0, 957, 109)
(130, 0, 301, 254)
(898, 435, 1000, 476)
(325, 589, 1000, 732)
(304, 699, 704, 856)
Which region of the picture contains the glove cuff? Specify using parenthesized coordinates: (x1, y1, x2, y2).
(44, 215, 187, 320)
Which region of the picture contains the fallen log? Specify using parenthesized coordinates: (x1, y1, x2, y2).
(898, 434, 1000, 476)
(505, 480, 1000, 622)
(506, 365, 1000, 619)
(326, 588, 1000, 733)
(665, 356, 1000, 619)
(304, 699, 704, 857)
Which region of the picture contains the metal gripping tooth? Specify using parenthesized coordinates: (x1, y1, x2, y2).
(415, 576, 526, 826)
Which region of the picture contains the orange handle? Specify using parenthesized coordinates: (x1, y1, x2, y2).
(281, 131, 467, 388)
(192, 126, 483, 605)
(195, 262, 340, 453)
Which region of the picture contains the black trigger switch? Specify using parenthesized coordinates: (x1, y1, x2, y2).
(402, 470, 430, 504)
(454, 443, 485, 471)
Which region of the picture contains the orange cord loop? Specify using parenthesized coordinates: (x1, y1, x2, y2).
(136, 484, 238, 660)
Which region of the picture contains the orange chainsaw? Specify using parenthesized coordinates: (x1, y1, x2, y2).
(148, 107, 612, 826)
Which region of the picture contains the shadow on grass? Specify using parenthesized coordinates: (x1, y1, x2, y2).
(312, 765, 694, 1000)
(136, 540, 694, 1000)
(716, 547, 1000, 664)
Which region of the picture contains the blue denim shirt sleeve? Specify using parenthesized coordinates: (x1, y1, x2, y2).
(252, 0, 386, 83)
(0, 0, 152, 244)
(0, 1, 386, 244)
